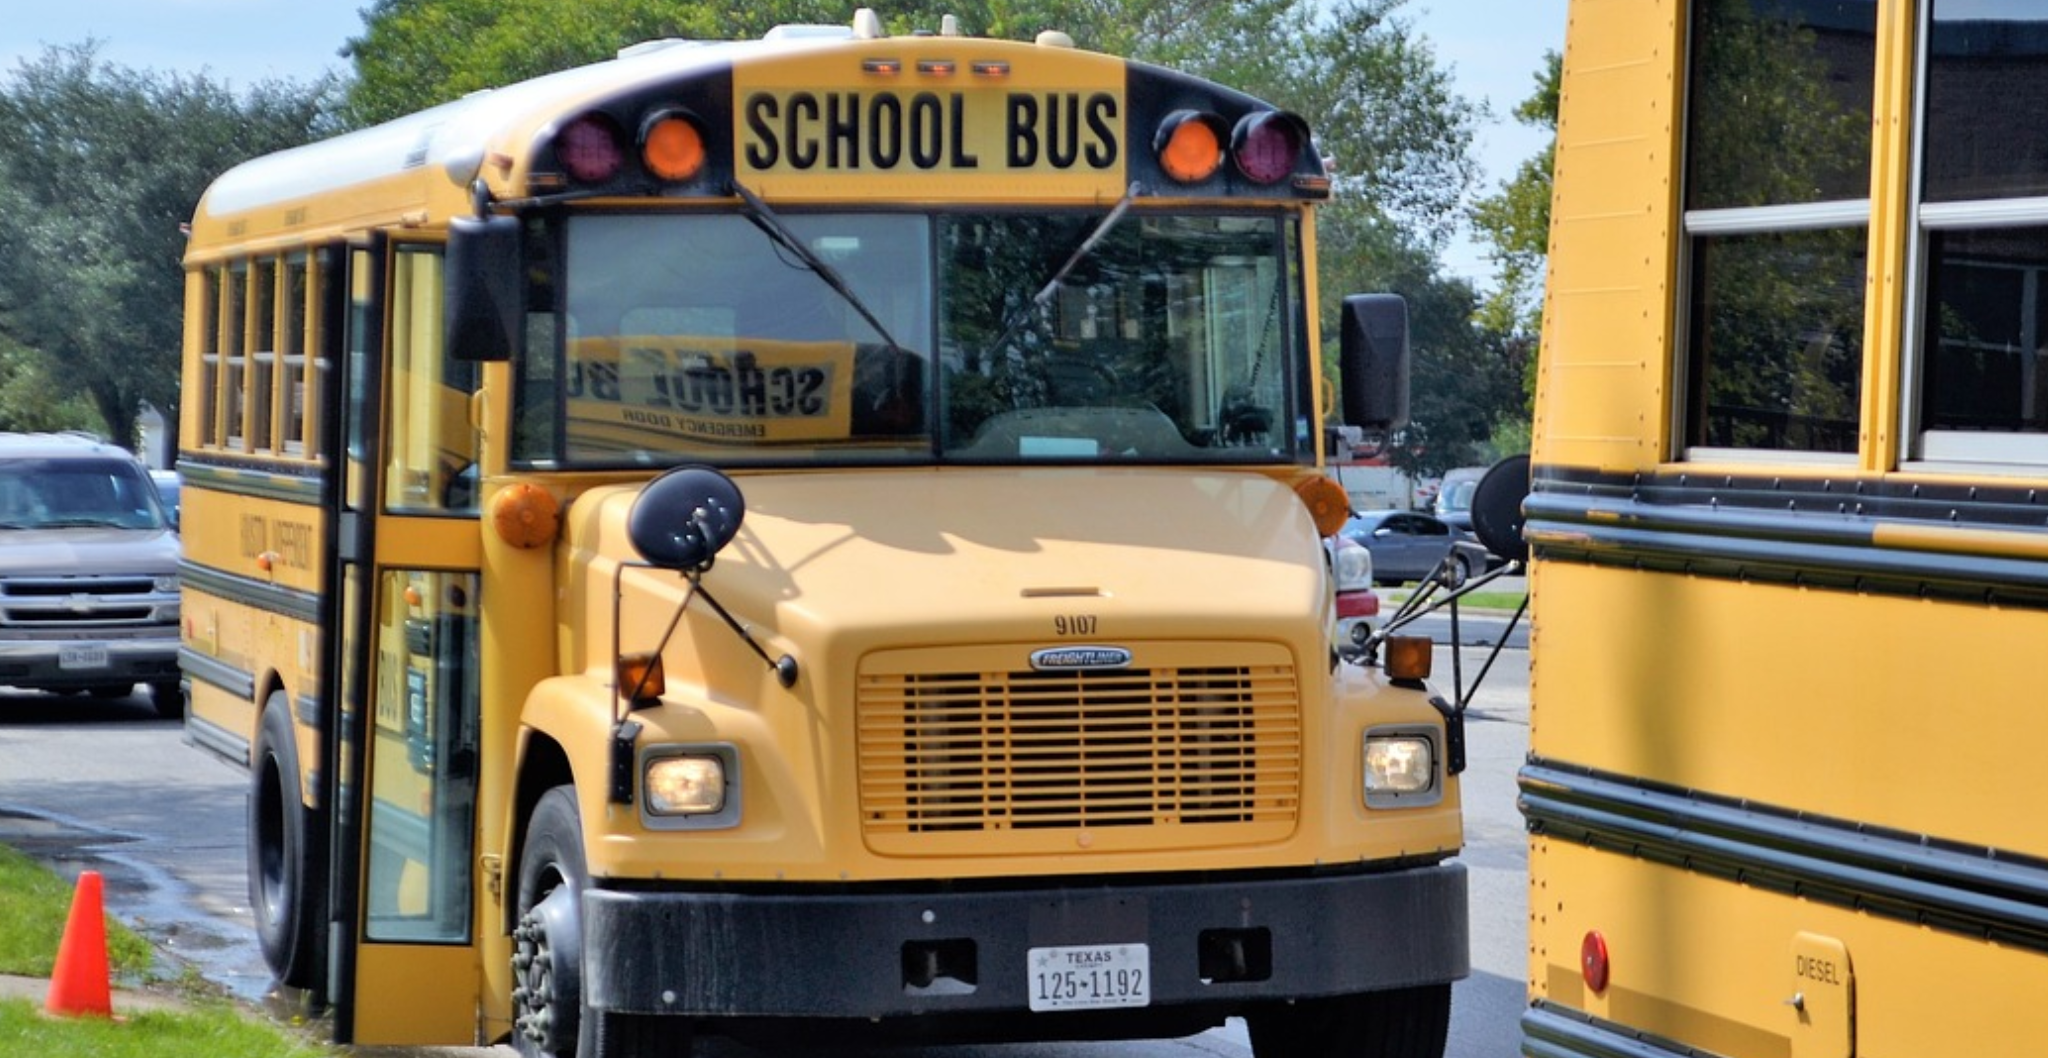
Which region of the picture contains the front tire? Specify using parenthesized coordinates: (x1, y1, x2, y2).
(513, 785, 693, 1058)
(151, 681, 183, 719)
(1247, 984, 1452, 1058)
(249, 693, 326, 989)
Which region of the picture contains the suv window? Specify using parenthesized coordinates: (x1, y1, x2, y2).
(0, 457, 169, 530)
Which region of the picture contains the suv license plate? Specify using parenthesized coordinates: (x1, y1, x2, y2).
(1027, 943, 1149, 1012)
(59, 645, 109, 670)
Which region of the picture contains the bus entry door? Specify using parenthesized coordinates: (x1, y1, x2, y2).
(334, 240, 487, 1044)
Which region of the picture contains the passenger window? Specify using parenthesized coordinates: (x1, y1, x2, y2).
(1914, 5, 2048, 465)
(1679, 0, 1875, 458)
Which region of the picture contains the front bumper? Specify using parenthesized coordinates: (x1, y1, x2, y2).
(582, 862, 1468, 1019)
(0, 633, 181, 692)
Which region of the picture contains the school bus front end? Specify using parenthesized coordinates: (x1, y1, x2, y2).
(448, 31, 1469, 1055)
(495, 461, 1465, 1049)
(181, 16, 1466, 1057)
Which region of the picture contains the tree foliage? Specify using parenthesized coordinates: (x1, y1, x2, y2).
(1320, 205, 1527, 477)
(346, 0, 1476, 235)
(0, 44, 337, 446)
(1469, 49, 1558, 342)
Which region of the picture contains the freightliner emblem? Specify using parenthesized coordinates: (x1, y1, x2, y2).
(1030, 646, 1133, 671)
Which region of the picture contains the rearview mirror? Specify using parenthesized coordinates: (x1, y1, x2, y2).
(1339, 294, 1410, 432)
(1470, 454, 1530, 563)
(444, 213, 521, 363)
(629, 465, 747, 571)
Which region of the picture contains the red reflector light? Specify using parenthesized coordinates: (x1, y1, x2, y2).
(641, 112, 706, 182)
(1154, 110, 1224, 183)
(1581, 931, 1610, 993)
(558, 113, 625, 184)
(1232, 111, 1306, 185)
(1335, 590, 1379, 619)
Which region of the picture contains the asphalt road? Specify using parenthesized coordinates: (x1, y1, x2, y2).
(0, 635, 1530, 1057)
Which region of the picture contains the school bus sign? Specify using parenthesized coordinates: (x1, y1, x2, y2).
(734, 47, 1128, 200)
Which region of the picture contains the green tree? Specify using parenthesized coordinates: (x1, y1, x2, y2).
(0, 337, 97, 432)
(1469, 50, 1558, 343)
(0, 44, 338, 448)
(1322, 208, 1524, 478)
(344, 0, 1477, 235)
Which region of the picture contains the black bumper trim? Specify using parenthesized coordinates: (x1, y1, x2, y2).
(581, 863, 1468, 1017)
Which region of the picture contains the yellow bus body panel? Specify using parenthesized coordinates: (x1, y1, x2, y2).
(1531, 836, 2048, 1058)
(1534, 0, 1683, 471)
(1533, 558, 2048, 855)
(349, 942, 479, 1043)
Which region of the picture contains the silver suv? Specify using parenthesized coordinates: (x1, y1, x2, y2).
(0, 433, 182, 716)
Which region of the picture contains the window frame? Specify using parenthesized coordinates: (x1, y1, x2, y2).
(1673, 0, 1878, 467)
(1900, 2, 2048, 473)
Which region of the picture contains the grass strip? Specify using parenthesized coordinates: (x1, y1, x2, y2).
(0, 998, 332, 1057)
(0, 844, 331, 1056)
(0, 844, 154, 977)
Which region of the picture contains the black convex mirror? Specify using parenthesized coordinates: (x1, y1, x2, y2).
(444, 213, 522, 363)
(629, 465, 746, 571)
(1339, 293, 1410, 433)
(1470, 454, 1530, 564)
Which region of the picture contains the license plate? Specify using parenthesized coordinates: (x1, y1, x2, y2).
(59, 645, 109, 670)
(1027, 943, 1150, 1012)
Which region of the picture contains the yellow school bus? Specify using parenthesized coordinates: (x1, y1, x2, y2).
(1524, 1, 2048, 1056)
(179, 11, 1467, 1056)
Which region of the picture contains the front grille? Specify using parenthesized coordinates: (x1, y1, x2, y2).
(858, 645, 1301, 855)
(0, 574, 173, 629)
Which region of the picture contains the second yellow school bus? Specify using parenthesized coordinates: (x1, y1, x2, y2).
(177, 10, 1467, 1058)
(1526, 1, 2048, 1056)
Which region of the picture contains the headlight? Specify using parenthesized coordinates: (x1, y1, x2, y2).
(154, 575, 178, 594)
(645, 754, 727, 816)
(1363, 732, 1436, 805)
(1330, 538, 1373, 592)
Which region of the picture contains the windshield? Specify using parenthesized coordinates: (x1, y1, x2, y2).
(516, 210, 1307, 468)
(1439, 480, 1478, 513)
(0, 458, 169, 530)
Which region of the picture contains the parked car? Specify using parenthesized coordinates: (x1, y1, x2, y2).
(0, 433, 183, 716)
(150, 469, 180, 528)
(1432, 465, 1489, 534)
(1326, 533, 1381, 649)
(1341, 509, 1472, 586)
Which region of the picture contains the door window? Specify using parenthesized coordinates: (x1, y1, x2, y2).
(363, 568, 478, 943)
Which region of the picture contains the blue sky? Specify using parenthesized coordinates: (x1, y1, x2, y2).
(3, 0, 1567, 282)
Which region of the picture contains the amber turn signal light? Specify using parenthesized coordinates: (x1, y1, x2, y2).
(1383, 636, 1433, 680)
(617, 651, 666, 703)
(641, 112, 707, 181)
(1154, 111, 1225, 183)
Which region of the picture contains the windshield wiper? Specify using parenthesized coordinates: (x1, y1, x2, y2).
(985, 182, 1144, 360)
(729, 180, 907, 354)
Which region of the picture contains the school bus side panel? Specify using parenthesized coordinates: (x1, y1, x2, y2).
(1532, 558, 2048, 876)
(179, 477, 327, 766)
(1534, 0, 1684, 472)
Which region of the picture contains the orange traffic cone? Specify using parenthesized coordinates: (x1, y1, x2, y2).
(45, 869, 112, 1018)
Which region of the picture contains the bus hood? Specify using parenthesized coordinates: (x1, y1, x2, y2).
(577, 467, 1328, 668)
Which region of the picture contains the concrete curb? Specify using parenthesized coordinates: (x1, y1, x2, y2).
(0, 973, 190, 1016)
